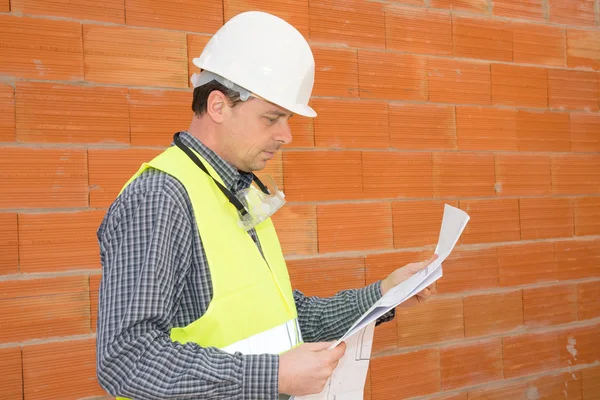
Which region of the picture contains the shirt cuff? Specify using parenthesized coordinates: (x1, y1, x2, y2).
(242, 353, 279, 400)
(356, 281, 396, 326)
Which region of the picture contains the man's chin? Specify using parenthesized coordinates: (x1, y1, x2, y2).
(249, 160, 267, 172)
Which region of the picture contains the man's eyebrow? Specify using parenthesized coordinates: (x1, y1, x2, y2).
(265, 109, 292, 118)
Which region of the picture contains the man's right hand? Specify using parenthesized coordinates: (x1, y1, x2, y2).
(278, 341, 347, 396)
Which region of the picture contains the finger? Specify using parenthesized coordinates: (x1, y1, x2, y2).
(306, 341, 335, 351)
(421, 253, 439, 267)
(327, 342, 347, 361)
(405, 254, 439, 274)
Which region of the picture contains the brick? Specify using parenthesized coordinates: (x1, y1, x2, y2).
(283, 151, 362, 202)
(459, 199, 520, 244)
(464, 290, 523, 337)
(16, 82, 130, 144)
(428, 59, 491, 105)
(23, 338, 105, 400)
(579, 281, 600, 320)
(433, 152, 495, 198)
(456, 106, 516, 151)
(429, 393, 468, 400)
(567, 29, 600, 70)
(187, 34, 211, 87)
(366, 250, 431, 284)
(317, 203, 393, 253)
(452, 16, 513, 62)
(575, 196, 600, 236)
(0, 15, 83, 81)
(430, 0, 487, 13)
(516, 110, 571, 152)
(548, 70, 599, 111)
(384, 0, 426, 4)
(359, 51, 428, 101)
(127, 0, 222, 33)
(440, 339, 503, 391)
(370, 349, 440, 399)
(582, 366, 600, 400)
(18, 211, 104, 273)
(389, 103, 456, 151)
(555, 239, 600, 280)
(396, 297, 464, 347)
(90, 274, 101, 332)
(0, 347, 22, 398)
(0, 0, 8, 11)
(0, 147, 88, 209)
(504, 332, 560, 378)
(0, 213, 18, 276)
(129, 89, 191, 147)
(11, 0, 124, 23)
(571, 113, 600, 152)
(549, 0, 595, 27)
(495, 154, 552, 197)
(512, 23, 566, 67)
(88, 148, 163, 208)
(527, 372, 582, 399)
(499, 242, 556, 286)
(0, 276, 90, 343)
(270, 205, 317, 256)
(438, 247, 499, 294)
(0, 84, 15, 142)
(523, 284, 578, 327)
(363, 152, 433, 199)
(492, 0, 544, 20)
(287, 257, 365, 298)
(83, 25, 188, 88)
(312, 47, 359, 98)
(468, 381, 527, 399)
(224, 0, 308, 37)
(385, 6, 452, 56)
(288, 114, 314, 148)
(313, 99, 389, 149)
(391, 200, 458, 249)
(310, 0, 385, 49)
(552, 154, 600, 195)
(491, 64, 548, 108)
(520, 197, 574, 240)
(372, 317, 398, 354)
(558, 324, 600, 367)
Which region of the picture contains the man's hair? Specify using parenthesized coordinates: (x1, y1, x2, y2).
(192, 80, 244, 116)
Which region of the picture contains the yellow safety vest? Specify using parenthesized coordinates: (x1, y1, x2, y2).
(115, 144, 301, 400)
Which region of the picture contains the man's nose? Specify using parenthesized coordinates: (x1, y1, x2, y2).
(275, 120, 293, 145)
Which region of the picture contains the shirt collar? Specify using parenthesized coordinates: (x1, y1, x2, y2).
(175, 131, 254, 192)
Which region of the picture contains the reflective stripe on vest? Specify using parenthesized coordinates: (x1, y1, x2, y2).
(114, 144, 300, 400)
(222, 318, 303, 355)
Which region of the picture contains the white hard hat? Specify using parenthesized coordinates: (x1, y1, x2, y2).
(191, 11, 317, 118)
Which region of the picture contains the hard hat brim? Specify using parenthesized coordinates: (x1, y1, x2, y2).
(286, 103, 317, 118)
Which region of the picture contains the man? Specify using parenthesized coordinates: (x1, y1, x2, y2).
(96, 11, 436, 400)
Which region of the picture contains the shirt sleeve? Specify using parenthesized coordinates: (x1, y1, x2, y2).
(95, 186, 279, 400)
(293, 282, 396, 343)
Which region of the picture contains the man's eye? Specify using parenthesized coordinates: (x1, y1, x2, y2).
(265, 116, 278, 123)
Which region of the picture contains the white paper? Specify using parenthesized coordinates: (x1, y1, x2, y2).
(292, 204, 470, 400)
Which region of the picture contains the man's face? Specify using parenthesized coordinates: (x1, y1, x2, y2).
(220, 96, 294, 172)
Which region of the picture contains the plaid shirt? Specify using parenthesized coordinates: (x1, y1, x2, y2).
(96, 131, 394, 399)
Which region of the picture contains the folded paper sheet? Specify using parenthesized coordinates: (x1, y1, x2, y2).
(292, 204, 470, 400)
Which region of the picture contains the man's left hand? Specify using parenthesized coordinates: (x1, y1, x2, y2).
(380, 253, 439, 307)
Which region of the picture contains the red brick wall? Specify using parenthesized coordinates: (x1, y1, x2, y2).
(1, 0, 599, 399)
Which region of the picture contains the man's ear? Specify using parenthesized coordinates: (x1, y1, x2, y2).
(206, 90, 227, 123)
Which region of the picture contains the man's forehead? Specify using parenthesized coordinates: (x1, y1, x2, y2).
(254, 96, 294, 117)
